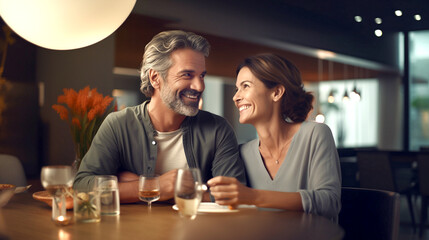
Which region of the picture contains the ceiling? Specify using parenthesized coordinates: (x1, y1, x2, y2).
(276, 0, 429, 33)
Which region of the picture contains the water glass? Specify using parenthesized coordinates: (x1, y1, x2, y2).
(93, 175, 120, 215)
(174, 168, 203, 220)
(73, 190, 101, 223)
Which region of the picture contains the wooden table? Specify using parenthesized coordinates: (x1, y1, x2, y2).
(0, 193, 344, 240)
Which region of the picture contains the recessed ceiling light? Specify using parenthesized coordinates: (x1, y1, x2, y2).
(354, 16, 362, 22)
(415, 14, 422, 21)
(395, 10, 402, 16)
(374, 29, 383, 37)
(375, 18, 382, 24)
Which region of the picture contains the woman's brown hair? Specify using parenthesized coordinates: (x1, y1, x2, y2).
(236, 53, 313, 122)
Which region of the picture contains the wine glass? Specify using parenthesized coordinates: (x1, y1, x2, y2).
(174, 168, 203, 220)
(41, 165, 74, 224)
(138, 175, 160, 209)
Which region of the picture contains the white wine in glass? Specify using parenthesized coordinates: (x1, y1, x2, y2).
(174, 168, 203, 220)
(138, 175, 160, 208)
(40, 165, 73, 224)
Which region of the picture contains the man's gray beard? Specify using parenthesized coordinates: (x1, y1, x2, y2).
(160, 85, 199, 117)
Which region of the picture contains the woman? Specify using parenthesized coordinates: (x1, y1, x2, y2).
(207, 53, 341, 220)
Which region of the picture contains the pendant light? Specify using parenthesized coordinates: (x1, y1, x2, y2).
(0, 0, 136, 50)
(350, 83, 361, 102)
(342, 89, 350, 102)
(328, 90, 335, 103)
(350, 67, 361, 102)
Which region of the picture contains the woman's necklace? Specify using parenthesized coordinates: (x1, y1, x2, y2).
(259, 137, 293, 164)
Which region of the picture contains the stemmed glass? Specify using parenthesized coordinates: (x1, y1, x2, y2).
(41, 165, 74, 224)
(138, 175, 160, 209)
(174, 168, 204, 220)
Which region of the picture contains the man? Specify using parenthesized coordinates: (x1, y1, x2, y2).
(73, 30, 246, 203)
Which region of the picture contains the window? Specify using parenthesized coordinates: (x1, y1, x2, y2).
(316, 80, 379, 148)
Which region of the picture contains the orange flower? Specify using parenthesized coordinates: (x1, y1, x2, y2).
(72, 117, 81, 129)
(52, 104, 69, 120)
(101, 96, 114, 112)
(57, 95, 67, 104)
(76, 86, 90, 115)
(87, 107, 99, 122)
(52, 86, 115, 170)
(64, 88, 78, 113)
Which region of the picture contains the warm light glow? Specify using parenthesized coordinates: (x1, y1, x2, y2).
(342, 90, 350, 102)
(316, 50, 336, 59)
(395, 10, 403, 16)
(375, 18, 382, 24)
(415, 14, 422, 21)
(315, 114, 325, 123)
(0, 0, 136, 50)
(327, 90, 335, 103)
(374, 29, 383, 37)
(350, 86, 361, 102)
(354, 16, 363, 22)
(54, 215, 72, 226)
(350, 91, 361, 102)
(58, 229, 71, 240)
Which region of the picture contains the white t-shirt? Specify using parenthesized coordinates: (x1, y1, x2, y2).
(154, 129, 188, 174)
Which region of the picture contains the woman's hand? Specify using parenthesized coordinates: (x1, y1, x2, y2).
(207, 176, 256, 206)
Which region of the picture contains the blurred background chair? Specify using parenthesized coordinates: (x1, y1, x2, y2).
(357, 151, 417, 232)
(0, 154, 27, 186)
(339, 187, 400, 240)
(418, 152, 429, 238)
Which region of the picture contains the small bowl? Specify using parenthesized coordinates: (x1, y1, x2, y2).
(32, 190, 74, 209)
(0, 184, 16, 208)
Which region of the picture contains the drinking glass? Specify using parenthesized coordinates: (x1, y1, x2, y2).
(93, 175, 120, 215)
(174, 168, 203, 220)
(73, 189, 101, 223)
(40, 165, 74, 224)
(138, 175, 160, 208)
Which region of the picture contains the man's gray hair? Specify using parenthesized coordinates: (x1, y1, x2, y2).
(140, 30, 210, 97)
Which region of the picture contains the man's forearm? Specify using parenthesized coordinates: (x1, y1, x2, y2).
(118, 180, 139, 203)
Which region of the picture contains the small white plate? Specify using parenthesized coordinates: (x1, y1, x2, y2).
(172, 202, 255, 213)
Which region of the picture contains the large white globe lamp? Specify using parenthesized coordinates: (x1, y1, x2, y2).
(0, 0, 136, 50)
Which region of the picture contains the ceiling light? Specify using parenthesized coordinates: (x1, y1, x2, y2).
(395, 10, 403, 16)
(354, 16, 363, 23)
(315, 114, 325, 123)
(374, 29, 383, 37)
(0, 0, 136, 50)
(316, 50, 336, 59)
(342, 90, 350, 102)
(350, 85, 361, 102)
(375, 18, 382, 24)
(328, 90, 335, 103)
(415, 14, 422, 21)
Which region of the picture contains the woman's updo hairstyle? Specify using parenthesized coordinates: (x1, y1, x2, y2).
(236, 53, 313, 122)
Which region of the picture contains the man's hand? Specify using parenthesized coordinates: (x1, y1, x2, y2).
(158, 169, 178, 201)
(117, 170, 178, 203)
(117, 171, 139, 203)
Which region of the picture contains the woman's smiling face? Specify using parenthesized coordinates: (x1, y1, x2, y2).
(233, 67, 275, 124)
